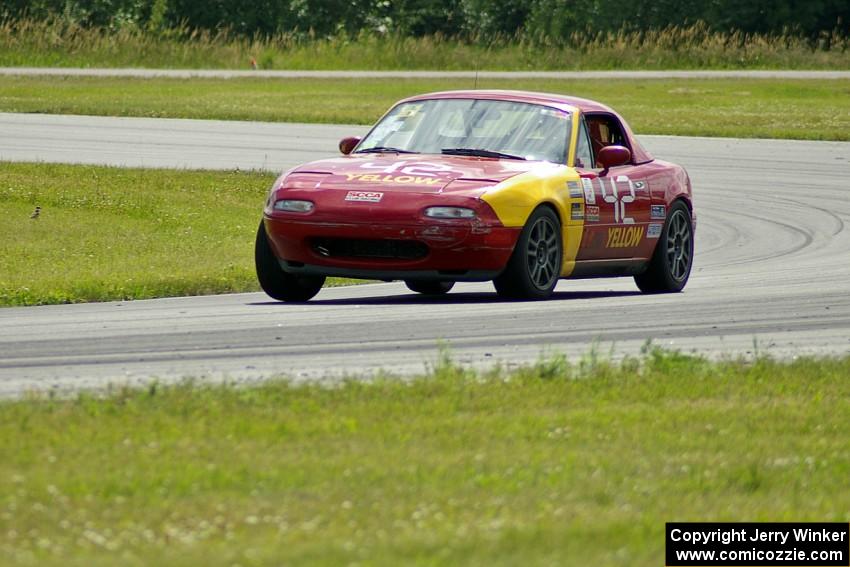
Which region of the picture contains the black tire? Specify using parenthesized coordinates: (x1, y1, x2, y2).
(493, 206, 562, 300)
(634, 200, 693, 293)
(255, 221, 325, 301)
(405, 280, 455, 295)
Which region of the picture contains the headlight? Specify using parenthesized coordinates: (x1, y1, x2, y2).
(424, 206, 477, 219)
(274, 199, 314, 213)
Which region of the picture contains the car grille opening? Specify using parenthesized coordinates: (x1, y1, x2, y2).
(311, 238, 429, 260)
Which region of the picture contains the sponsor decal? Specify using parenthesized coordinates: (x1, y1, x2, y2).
(647, 223, 663, 238)
(571, 202, 584, 220)
(344, 173, 441, 185)
(344, 190, 383, 203)
(651, 205, 666, 220)
(585, 205, 600, 222)
(397, 104, 422, 117)
(343, 160, 458, 185)
(567, 181, 582, 198)
(541, 108, 570, 120)
(606, 225, 644, 248)
(581, 178, 596, 204)
(360, 160, 453, 177)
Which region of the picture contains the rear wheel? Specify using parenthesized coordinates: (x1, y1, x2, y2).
(255, 221, 325, 301)
(494, 206, 562, 300)
(634, 200, 693, 293)
(405, 280, 455, 295)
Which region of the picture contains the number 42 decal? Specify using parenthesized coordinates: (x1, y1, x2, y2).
(601, 175, 636, 224)
(583, 175, 646, 224)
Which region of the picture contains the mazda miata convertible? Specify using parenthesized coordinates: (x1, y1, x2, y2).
(256, 90, 695, 301)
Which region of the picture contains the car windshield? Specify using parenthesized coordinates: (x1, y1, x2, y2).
(356, 98, 572, 164)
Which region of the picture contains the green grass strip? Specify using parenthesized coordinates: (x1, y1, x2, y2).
(0, 163, 298, 306)
(1, 348, 848, 566)
(2, 77, 849, 141)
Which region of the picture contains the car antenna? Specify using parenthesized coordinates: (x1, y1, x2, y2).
(474, 57, 479, 89)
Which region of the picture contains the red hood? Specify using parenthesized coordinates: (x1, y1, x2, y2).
(286, 154, 562, 194)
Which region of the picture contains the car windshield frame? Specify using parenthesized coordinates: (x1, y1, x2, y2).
(355, 98, 573, 164)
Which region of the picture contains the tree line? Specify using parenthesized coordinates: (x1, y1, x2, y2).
(2, 0, 848, 40)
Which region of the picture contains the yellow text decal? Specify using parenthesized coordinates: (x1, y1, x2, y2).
(344, 173, 441, 185)
(606, 226, 644, 248)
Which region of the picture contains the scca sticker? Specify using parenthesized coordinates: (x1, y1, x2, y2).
(586, 205, 600, 222)
(606, 225, 644, 248)
(345, 191, 383, 203)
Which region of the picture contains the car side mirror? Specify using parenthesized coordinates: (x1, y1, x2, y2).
(597, 145, 631, 171)
(339, 136, 362, 155)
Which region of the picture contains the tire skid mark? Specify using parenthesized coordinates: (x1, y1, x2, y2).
(695, 206, 815, 268)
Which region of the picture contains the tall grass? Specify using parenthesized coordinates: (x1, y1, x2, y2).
(1, 17, 848, 70)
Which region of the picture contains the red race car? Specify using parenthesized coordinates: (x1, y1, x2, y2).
(256, 90, 695, 301)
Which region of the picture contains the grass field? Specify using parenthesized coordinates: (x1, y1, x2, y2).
(1, 349, 848, 566)
(2, 19, 849, 71)
(3, 76, 849, 141)
(0, 162, 283, 306)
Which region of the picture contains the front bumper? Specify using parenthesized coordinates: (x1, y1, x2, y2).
(264, 216, 520, 281)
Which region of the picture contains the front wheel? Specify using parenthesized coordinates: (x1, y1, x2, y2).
(634, 200, 693, 293)
(494, 206, 562, 300)
(255, 221, 325, 301)
(405, 280, 455, 295)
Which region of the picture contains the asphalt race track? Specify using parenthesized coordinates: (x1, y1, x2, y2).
(1, 113, 849, 396)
